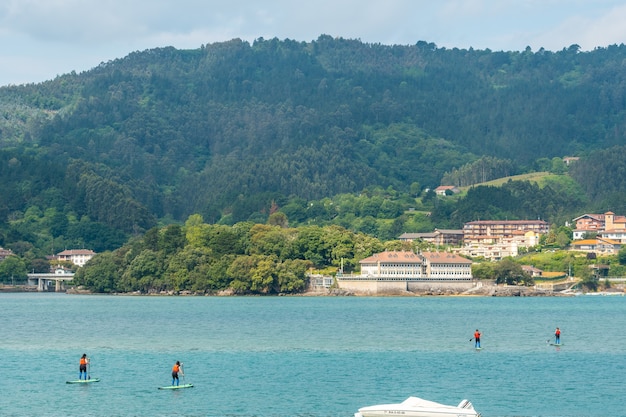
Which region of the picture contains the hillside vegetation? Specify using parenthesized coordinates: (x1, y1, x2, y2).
(1, 37, 626, 273)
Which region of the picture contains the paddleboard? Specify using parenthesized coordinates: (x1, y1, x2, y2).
(549, 343, 564, 346)
(158, 383, 194, 390)
(475, 347, 483, 350)
(66, 378, 100, 384)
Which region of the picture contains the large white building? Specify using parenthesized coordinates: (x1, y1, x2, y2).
(56, 249, 96, 267)
(355, 250, 472, 281)
(359, 251, 425, 278)
(421, 251, 474, 280)
(337, 250, 474, 294)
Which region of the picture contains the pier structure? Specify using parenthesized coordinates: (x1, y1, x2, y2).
(27, 269, 75, 292)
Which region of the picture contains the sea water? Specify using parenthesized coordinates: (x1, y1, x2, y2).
(1, 293, 624, 417)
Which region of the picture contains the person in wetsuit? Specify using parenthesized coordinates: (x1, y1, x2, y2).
(79, 354, 90, 380)
(474, 329, 481, 348)
(171, 361, 184, 386)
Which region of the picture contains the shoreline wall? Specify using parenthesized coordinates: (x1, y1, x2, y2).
(336, 278, 477, 295)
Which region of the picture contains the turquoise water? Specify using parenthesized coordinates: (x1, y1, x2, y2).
(1, 293, 625, 417)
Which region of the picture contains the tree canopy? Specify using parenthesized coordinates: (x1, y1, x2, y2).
(0, 37, 626, 265)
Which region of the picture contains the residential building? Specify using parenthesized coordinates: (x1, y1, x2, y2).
(522, 265, 543, 277)
(398, 232, 437, 243)
(434, 185, 460, 196)
(398, 229, 464, 246)
(432, 229, 464, 246)
(598, 229, 626, 243)
(56, 249, 96, 267)
(570, 238, 621, 255)
(572, 211, 626, 239)
(457, 221, 546, 260)
(0, 247, 15, 261)
(454, 240, 518, 260)
(463, 220, 549, 239)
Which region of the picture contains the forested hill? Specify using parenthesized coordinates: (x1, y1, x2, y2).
(1, 36, 626, 245)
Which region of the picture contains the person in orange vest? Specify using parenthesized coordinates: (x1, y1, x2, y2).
(171, 361, 184, 386)
(555, 327, 561, 345)
(79, 354, 90, 380)
(473, 329, 481, 348)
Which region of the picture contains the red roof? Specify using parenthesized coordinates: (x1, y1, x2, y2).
(57, 249, 96, 256)
(359, 251, 423, 264)
(360, 251, 471, 265)
(421, 251, 472, 264)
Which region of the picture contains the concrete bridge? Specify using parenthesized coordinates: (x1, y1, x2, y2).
(27, 270, 75, 292)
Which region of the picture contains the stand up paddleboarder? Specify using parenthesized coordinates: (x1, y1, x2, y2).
(79, 354, 90, 380)
(171, 361, 184, 386)
(473, 329, 481, 348)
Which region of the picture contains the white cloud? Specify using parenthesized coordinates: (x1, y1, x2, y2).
(522, 3, 626, 51)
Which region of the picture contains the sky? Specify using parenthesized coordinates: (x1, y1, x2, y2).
(2, 0, 626, 86)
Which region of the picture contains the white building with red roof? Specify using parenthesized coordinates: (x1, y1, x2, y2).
(338, 250, 474, 294)
(56, 249, 96, 267)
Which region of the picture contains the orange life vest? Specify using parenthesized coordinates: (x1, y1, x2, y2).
(172, 364, 180, 373)
(80, 357, 88, 365)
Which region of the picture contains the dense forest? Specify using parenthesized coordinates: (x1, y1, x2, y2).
(1, 36, 626, 282)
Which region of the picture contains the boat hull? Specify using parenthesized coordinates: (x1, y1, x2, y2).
(356, 397, 479, 417)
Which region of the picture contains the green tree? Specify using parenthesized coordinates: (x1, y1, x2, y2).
(0, 256, 27, 283)
(274, 259, 311, 293)
(268, 212, 289, 228)
(471, 262, 495, 280)
(493, 258, 533, 285)
(250, 256, 275, 293)
(578, 266, 598, 291)
(618, 247, 626, 265)
(550, 157, 567, 174)
(409, 181, 421, 197)
(120, 249, 162, 292)
(28, 258, 52, 273)
(159, 224, 186, 256)
(227, 255, 257, 294)
(73, 252, 120, 293)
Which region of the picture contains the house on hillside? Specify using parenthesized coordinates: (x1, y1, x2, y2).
(398, 232, 437, 243)
(563, 156, 579, 166)
(398, 229, 464, 246)
(55, 249, 96, 267)
(0, 247, 15, 261)
(455, 220, 547, 260)
(434, 185, 460, 196)
(598, 229, 626, 243)
(570, 238, 621, 255)
(572, 211, 626, 239)
(463, 219, 549, 238)
(522, 265, 543, 277)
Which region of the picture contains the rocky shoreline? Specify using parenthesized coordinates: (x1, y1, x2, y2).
(322, 283, 625, 297)
(4, 283, 625, 297)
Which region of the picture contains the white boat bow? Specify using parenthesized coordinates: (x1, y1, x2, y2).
(355, 396, 481, 417)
